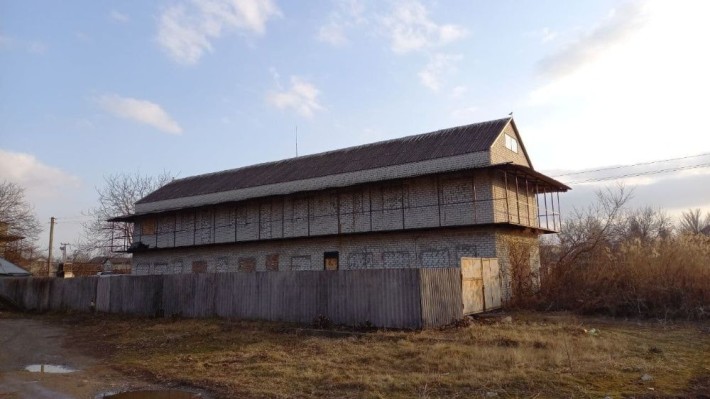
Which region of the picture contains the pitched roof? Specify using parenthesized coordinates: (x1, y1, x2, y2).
(0, 257, 31, 277)
(138, 117, 512, 204)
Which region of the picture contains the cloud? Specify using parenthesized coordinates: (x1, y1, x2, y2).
(110, 10, 130, 23)
(0, 149, 82, 201)
(317, 0, 366, 46)
(0, 35, 47, 54)
(317, 23, 348, 46)
(525, 1, 710, 171)
(97, 94, 183, 134)
(266, 76, 324, 117)
(537, 2, 647, 79)
(381, 0, 466, 53)
(418, 53, 462, 91)
(157, 0, 281, 65)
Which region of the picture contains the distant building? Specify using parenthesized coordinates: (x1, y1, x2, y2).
(0, 257, 31, 278)
(111, 117, 568, 300)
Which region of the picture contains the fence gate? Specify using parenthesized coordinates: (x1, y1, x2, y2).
(460, 257, 502, 315)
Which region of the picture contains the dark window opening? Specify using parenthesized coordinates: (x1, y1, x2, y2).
(324, 251, 339, 271)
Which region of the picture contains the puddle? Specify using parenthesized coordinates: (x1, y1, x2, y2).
(24, 364, 76, 374)
(99, 390, 203, 399)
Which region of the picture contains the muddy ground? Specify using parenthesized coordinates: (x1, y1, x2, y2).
(0, 315, 196, 399)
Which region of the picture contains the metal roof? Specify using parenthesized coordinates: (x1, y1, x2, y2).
(138, 117, 512, 204)
(0, 257, 31, 277)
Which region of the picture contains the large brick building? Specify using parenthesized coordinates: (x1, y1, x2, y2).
(112, 117, 568, 299)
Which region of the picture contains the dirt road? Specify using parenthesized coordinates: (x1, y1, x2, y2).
(0, 316, 159, 399)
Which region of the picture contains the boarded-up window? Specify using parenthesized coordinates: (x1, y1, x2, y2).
(141, 218, 157, 235)
(216, 257, 229, 273)
(171, 260, 184, 274)
(192, 260, 207, 273)
(266, 254, 279, 271)
(135, 263, 149, 275)
(420, 249, 450, 268)
(153, 262, 168, 275)
(238, 257, 256, 272)
(383, 251, 410, 268)
(291, 255, 311, 270)
(347, 251, 373, 269)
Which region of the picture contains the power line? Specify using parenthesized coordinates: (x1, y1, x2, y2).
(566, 162, 710, 184)
(551, 152, 710, 178)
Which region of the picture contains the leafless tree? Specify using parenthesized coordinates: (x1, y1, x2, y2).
(554, 184, 633, 268)
(0, 180, 41, 242)
(80, 171, 174, 255)
(619, 206, 674, 243)
(678, 208, 710, 235)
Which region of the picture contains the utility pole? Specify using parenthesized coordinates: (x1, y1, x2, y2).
(60, 243, 70, 263)
(47, 217, 55, 277)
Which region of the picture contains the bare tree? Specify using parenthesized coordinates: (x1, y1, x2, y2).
(679, 208, 710, 235)
(80, 171, 174, 255)
(0, 181, 41, 242)
(554, 184, 633, 268)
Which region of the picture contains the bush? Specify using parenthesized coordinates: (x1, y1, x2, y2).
(534, 186, 710, 320)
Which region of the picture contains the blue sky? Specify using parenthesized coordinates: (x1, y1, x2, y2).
(1, 0, 709, 251)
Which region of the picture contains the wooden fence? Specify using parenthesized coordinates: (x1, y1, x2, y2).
(0, 268, 463, 328)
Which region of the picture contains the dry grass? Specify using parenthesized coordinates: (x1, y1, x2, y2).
(540, 234, 710, 320)
(54, 312, 710, 399)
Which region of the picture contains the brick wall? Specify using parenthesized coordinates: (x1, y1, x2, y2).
(133, 226, 498, 274)
(132, 170, 526, 250)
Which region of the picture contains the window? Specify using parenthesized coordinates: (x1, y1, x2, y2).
(324, 251, 339, 271)
(141, 218, 157, 235)
(505, 133, 518, 153)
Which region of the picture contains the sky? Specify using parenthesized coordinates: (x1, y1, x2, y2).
(1, 0, 709, 254)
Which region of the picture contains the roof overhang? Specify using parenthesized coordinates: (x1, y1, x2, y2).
(487, 163, 571, 191)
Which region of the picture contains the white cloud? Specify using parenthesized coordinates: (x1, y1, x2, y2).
(381, 0, 466, 53)
(418, 53, 462, 91)
(157, 0, 281, 65)
(451, 85, 467, 99)
(266, 76, 324, 118)
(0, 149, 81, 201)
(537, 2, 647, 79)
(317, 23, 348, 46)
(0, 35, 47, 54)
(110, 10, 130, 23)
(525, 0, 710, 171)
(97, 94, 183, 134)
(317, 0, 366, 46)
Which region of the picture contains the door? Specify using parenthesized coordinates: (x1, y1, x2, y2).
(461, 257, 501, 315)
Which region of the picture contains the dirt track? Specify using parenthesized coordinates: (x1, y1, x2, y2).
(0, 315, 160, 399)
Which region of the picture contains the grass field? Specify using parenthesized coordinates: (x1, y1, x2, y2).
(48, 312, 709, 399)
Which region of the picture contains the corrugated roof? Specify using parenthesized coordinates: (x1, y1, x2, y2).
(138, 117, 511, 204)
(0, 257, 31, 277)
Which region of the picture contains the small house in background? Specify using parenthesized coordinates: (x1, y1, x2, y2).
(63, 256, 132, 277)
(111, 117, 569, 301)
(0, 257, 31, 278)
(89, 256, 132, 273)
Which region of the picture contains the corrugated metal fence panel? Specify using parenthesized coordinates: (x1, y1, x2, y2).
(96, 278, 111, 312)
(419, 268, 463, 328)
(48, 278, 65, 311)
(2, 269, 463, 328)
(60, 278, 97, 312)
(193, 273, 217, 317)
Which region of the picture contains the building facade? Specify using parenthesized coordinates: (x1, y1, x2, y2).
(112, 117, 568, 299)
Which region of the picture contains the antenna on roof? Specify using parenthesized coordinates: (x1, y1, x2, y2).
(295, 125, 299, 157)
